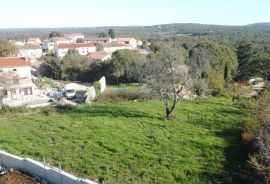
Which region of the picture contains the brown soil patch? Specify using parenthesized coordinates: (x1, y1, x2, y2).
(0, 170, 40, 184)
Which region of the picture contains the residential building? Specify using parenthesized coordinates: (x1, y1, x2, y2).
(86, 51, 111, 61)
(84, 37, 112, 44)
(65, 33, 84, 42)
(117, 38, 137, 46)
(42, 40, 55, 52)
(103, 43, 134, 53)
(56, 43, 96, 58)
(52, 37, 71, 45)
(0, 57, 37, 106)
(27, 37, 41, 45)
(18, 45, 43, 60)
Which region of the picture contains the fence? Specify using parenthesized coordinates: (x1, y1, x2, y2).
(0, 150, 97, 184)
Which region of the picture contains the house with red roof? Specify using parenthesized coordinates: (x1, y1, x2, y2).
(86, 51, 111, 61)
(0, 57, 38, 107)
(64, 33, 84, 42)
(84, 37, 112, 44)
(56, 43, 97, 58)
(103, 43, 135, 53)
(18, 45, 43, 60)
(27, 37, 41, 45)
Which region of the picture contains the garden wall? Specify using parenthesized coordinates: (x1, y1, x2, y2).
(0, 150, 97, 184)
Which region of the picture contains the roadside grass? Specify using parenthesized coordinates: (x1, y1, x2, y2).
(0, 97, 247, 183)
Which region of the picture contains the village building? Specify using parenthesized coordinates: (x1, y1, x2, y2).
(51, 37, 71, 45)
(86, 51, 111, 61)
(103, 43, 135, 53)
(42, 40, 55, 52)
(27, 37, 42, 45)
(56, 43, 97, 58)
(117, 38, 137, 46)
(0, 57, 38, 107)
(18, 45, 43, 60)
(84, 37, 112, 44)
(64, 33, 84, 42)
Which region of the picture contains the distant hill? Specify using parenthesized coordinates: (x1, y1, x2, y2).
(245, 22, 270, 29)
(0, 23, 270, 39)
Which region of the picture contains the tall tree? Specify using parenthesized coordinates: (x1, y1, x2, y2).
(99, 32, 107, 37)
(236, 41, 264, 80)
(111, 50, 142, 84)
(61, 49, 86, 80)
(224, 62, 229, 82)
(0, 39, 18, 57)
(49, 32, 64, 38)
(143, 45, 190, 119)
(108, 29, 116, 39)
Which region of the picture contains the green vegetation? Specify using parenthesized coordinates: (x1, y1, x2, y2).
(0, 38, 18, 57)
(0, 97, 247, 183)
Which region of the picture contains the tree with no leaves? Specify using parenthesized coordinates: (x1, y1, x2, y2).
(143, 45, 190, 119)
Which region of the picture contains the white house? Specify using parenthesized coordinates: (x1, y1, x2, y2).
(103, 43, 134, 54)
(0, 57, 38, 106)
(42, 40, 55, 52)
(84, 37, 112, 44)
(18, 45, 43, 60)
(27, 37, 41, 45)
(65, 33, 84, 42)
(52, 37, 71, 45)
(117, 38, 137, 46)
(0, 57, 32, 78)
(56, 43, 97, 58)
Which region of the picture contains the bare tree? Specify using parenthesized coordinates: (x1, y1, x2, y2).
(187, 46, 212, 96)
(143, 46, 190, 119)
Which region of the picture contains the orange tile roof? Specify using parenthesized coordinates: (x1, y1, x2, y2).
(0, 57, 31, 68)
(65, 33, 83, 37)
(58, 43, 96, 49)
(52, 37, 69, 42)
(19, 45, 42, 50)
(86, 51, 109, 60)
(104, 43, 129, 47)
(27, 38, 40, 42)
(84, 37, 111, 41)
(117, 38, 135, 42)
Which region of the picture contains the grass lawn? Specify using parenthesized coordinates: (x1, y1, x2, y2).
(0, 97, 247, 183)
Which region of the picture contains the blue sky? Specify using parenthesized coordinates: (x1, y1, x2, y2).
(0, 0, 269, 28)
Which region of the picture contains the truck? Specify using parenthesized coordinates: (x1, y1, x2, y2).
(64, 83, 76, 99)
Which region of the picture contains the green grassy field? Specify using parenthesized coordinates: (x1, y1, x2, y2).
(0, 97, 247, 183)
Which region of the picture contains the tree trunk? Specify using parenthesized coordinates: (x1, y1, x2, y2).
(164, 92, 177, 119)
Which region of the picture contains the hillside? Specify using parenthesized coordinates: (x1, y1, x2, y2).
(0, 97, 247, 183)
(1, 22, 270, 39)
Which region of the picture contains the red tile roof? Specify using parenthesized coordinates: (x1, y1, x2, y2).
(19, 45, 42, 50)
(58, 43, 95, 49)
(65, 33, 84, 37)
(52, 37, 69, 42)
(84, 37, 111, 41)
(117, 38, 135, 42)
(0, 57, 31, 68)
(86, 51, 109, 60)
(104, 43, 129, 47)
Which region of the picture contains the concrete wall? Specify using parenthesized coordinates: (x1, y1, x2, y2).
(0, 150, 97, 184)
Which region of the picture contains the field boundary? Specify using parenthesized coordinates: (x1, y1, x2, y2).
(0, 150, 97, 184)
